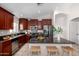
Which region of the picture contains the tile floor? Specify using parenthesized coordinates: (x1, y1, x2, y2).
(13, 43, 79, 56)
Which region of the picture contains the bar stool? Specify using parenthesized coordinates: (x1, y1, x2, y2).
(62, 46, 76, 56)
(46, 46, 59, 56)
(30, 46, 41, 55)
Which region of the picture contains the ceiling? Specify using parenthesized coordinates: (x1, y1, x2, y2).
(0, 3, 79, 19)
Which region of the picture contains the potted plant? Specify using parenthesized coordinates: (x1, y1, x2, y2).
(53, 26, 63, 42)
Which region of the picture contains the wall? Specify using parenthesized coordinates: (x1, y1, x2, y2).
(13, 16, 19, 33)
(54, 4, 79, 41)
(65, 4, 79, 41)
(37, 13, 53, 25)
(54, 13, 67, 39)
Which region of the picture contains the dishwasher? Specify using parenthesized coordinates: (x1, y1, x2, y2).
(12, 38, 19, 54)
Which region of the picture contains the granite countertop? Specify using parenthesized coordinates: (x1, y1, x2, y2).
(10, 34, 25, 39)
(0, 34, 26, 43)
(29, 37, 76, 44)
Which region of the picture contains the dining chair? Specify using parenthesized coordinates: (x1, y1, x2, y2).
(46, 46, 59, 56)
(62, 46, 76, 56)
(30, 46, 41, 56)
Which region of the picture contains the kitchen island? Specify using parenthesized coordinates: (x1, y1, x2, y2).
(29, 37, 75, 44)
(29, 37, 77, 56)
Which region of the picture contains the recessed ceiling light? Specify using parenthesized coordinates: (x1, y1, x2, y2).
(38, 10, 40, 14)
(20, 14, 23, 17)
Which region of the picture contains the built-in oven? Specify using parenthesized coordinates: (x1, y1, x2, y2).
(12, 38, 19, 54)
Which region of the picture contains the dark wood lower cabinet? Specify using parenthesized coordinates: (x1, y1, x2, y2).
(18, 35, 30, 48)
(18, 35, 24, 48)
(0, 34, 30, 56)
(0, 43, 2, 56)
(2, 40, 12, 56)
(25, 35, 30, 43)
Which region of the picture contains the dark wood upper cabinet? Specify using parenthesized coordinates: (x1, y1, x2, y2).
(28, 19, 38, 30)
(19, 18, 28, 30)
(42, 19, 52, 25)
(28, 19, 52, 30)
(0, 7, 14, 30)
(30, 19, 38, 26)
(38, 21, 43, 30)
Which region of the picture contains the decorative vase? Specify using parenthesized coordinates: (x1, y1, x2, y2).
(57, 34, 60, 42)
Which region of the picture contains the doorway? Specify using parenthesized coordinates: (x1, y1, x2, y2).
(69, 17, 79, 44)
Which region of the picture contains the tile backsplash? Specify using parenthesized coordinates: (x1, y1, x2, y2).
(0, 30, 11, 36)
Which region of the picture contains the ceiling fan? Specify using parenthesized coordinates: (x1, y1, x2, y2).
(37, 3, 44, 6)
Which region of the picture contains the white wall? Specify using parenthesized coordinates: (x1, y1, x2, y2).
(66, 4, 79, 41)
(13, 16, 19, 33)
(54, 4, 79, 41)
(54, 13, 67, 39)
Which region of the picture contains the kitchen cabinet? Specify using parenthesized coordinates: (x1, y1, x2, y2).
(28, 19, 38, 30)
(0, 43, 2, 56)
(30, 19, 38, 26)
(38, 21, 42, 30)
(19, 18, 28, 30)
(25, 34, 30, 43)
(0, 7, 14, 30)
(0, 34, 30, 56)
(12, 38, 19, 55)
(18, 34, 30, 48)
(18, 35, 25, 48)
(28, 19, 52, 30)
(0, 8, 5, 29)
(1, 40, 12, 56)
(42, 19, 52, 26)
(5, 12, 13, 29)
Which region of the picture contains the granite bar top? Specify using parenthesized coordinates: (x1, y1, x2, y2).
(29, 37, 76, 44)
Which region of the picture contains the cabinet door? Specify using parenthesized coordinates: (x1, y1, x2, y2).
(0, 44, 2, 56)
(25, 20, 28, 29)
(30, 19, 38, 26)
(7, 13, 13, 29)
(0, 7, 13, 30)
(2, 40, 12, 56)
(23, 20, 26, 29)
(22, 20, 28, 30)
(26, 35, 30, 43)
(0, 9, 5, 29)
(4, 11, 8, 29)
(38, 21, 42, 30)
(42, 19, 52, 25)
(19, 18, 28, 30)
(5, 12, 13, 29)
(18, 36, 23, 48)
